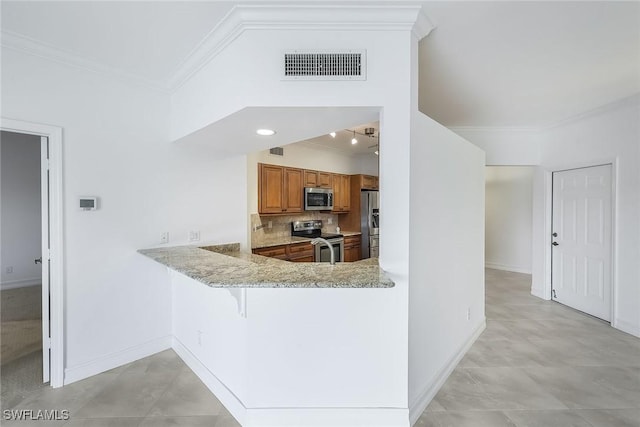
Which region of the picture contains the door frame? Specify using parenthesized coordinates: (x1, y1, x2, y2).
(1, 117, 64, 388)
(542, 159, 617, 325)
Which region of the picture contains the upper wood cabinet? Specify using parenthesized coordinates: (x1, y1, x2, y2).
(332, 174, 351, 213)
(318, 172, 332, 188)
(258, 164, 303, 214)
(304, 170, 318, 187)
(304, 170, 332, 189)
(284, 168, 303, 212)
(359, 174, 379, 190)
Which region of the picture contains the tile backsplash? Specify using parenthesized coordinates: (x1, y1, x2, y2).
(251, 212, 340, 247)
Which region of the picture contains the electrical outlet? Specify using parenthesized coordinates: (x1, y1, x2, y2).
(328, 217, 333, 224)
(6, 266, 13, 274)
(267, 221, 273, 229)
(189, 230, 200, 242)
(197, 330, 203, 346)
(160, 232, 169, 244)
(466, 307, 471, 321)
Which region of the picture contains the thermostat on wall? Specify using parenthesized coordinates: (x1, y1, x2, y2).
(79, 197, 98, 211)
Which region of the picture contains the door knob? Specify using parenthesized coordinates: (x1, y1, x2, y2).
(552, 242, 559, 246)
(34, 257, 42, 264)
(552, 232, 558, 237)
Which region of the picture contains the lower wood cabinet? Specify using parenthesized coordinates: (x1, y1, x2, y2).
(252, 245, 288, 260)
(253, 242, 314, 262)
(343, 235, 361, 262)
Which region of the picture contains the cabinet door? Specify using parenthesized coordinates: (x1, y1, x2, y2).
(284, 168, 303, 213)
(318, 172, 332, 188)
(259, 164, 284, 214)
(304, 170, 318, 188)
(252, 245, 288, 260)
(341, 175, 351, 211)
(344, 245, 361, 262)
(362, 175, 376, 190)
(332, 173, 342, 212)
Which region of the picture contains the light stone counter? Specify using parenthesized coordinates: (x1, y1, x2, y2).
(138, 243, 393, 288)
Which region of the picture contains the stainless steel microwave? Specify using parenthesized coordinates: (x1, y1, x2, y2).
(304, 187, 333, 211)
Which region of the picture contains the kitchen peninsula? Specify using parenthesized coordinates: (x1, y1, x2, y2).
(137, 243, 405, 426)
(139, 242, 392, 288)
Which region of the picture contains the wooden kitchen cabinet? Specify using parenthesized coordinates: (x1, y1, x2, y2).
(253, 242, 314, 262)
(318, 172, 332, 188)
(304, 170, 332, 189)
(360, 174, 379, 190)
(332, 174, 351, 213)
(287, 242, 314, 261)
(252, 245, 288, 260)
(343, 235, 361, 262)
(284, 168, 303, 213)
(304, 170, 318, 187)
(258, 163, 303, 214)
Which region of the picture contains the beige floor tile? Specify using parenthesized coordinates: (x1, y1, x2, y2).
(504, 409, 596, 427)
(415, 410, 517, 427)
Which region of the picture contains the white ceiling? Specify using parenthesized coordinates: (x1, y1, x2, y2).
(2, 1, 639, 127)
(297, 122, 380, 156)
(419, 1, 640, 127)
(0, 1, 234, 84)
(175, 107, 380, 158)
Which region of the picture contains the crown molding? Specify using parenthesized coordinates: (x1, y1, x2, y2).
(2, 3, 435, 93)
(448, 125, 541, 133)
(168, 3, 436, 91)
(1, 30, 169, 92)
(540, 92, 640, 132)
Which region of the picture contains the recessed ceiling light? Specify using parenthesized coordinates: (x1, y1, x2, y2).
(374, 150, 379, 155)
(351, 138, 358, 145)
(256, 129, 276, 136)
(329, 132, 336, 138)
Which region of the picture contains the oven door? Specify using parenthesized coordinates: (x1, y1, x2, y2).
(314, 239, 344, 263)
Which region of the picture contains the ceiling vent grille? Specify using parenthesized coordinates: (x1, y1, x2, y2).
(283, 50, 366, 81)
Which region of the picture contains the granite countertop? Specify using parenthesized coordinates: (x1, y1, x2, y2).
(253, 231, 362, 249)
(138, 243, 393, 288)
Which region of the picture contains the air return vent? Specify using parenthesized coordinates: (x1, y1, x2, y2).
(283, 50, 366, 81)
(269, 147, 284, 156)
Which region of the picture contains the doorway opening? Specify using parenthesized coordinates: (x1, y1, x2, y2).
(0, 131, 46, 406)
(0, 118, 64, 391)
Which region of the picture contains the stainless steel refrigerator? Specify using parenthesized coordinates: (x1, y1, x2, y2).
(360, 191, 379, 259)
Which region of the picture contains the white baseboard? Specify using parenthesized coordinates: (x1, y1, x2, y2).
(171, 337, 248, 424)
(408, 319, 486, 425)
(485, 262, 531, 275)
(1, 278, 41, 290)
(530, 286, 548, 300)
(173, 337, 410, 427)
(64, 335, 172, 385)
(613, 318, 640, 338)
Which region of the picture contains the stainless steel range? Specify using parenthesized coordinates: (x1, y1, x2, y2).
(291, 220, 344, 263)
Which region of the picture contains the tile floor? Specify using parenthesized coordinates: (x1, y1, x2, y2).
(415, 269, 640, 427)
(2, 269, 639, 426)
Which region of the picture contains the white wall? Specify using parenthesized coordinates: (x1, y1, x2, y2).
(408, 112, 486, 420)
(485, 166, 533, 274)
(1, 48, 248, 382)
(532, 94, 640, 337)
(0, 131, 42, 288)
(172, 27, 416, 413)
(449, 127, 541, 166)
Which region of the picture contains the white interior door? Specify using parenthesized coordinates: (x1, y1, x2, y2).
(551, 164, 612, 321)
(41, 136, 50, 383)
